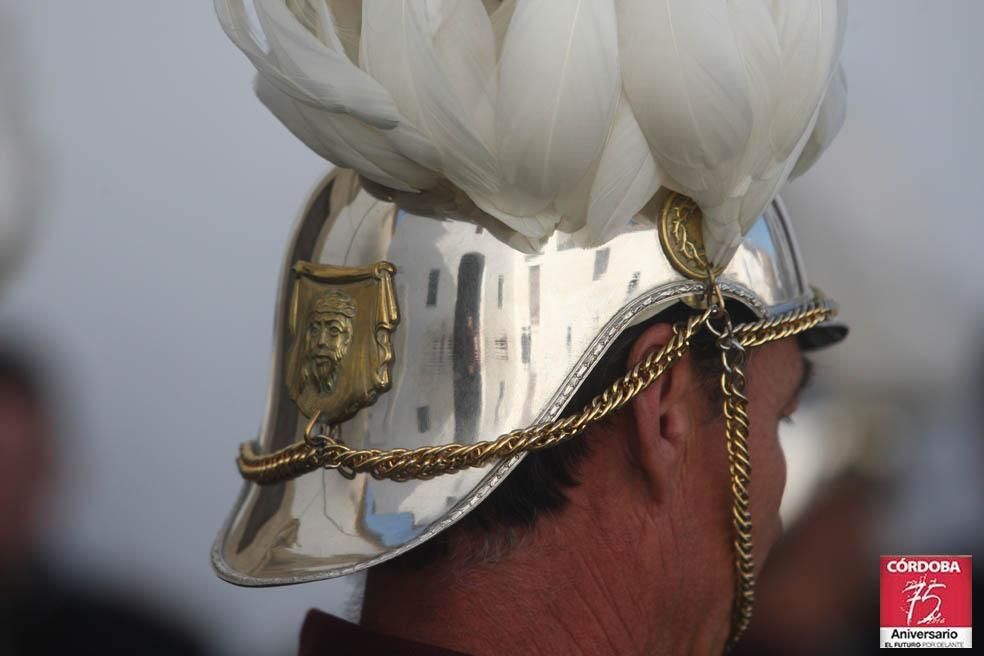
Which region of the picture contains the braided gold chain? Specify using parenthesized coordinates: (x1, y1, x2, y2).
(238, 299, 834, 484)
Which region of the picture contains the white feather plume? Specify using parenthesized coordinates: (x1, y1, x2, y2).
(215, 0, 848, 263)
(790, 63, 847, 179)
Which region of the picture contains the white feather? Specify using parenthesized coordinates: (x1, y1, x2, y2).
(698, 0, 783, 263)
(767, 0, 844, 162)
(553, 160, 598, 234)
(216, 0, 398, 128)
(286, 0, 355, 62)
(370, 179, 546, 253)
(495, 0, 619, 213)
(727, 0, 783, 182)
(255, 0, 445, 190)
(360, 0, 499, 194)
(328, 0, 362, 63)
(285, 0, 328, 43)
(251, 0, 448, 191)
(256, 76, 438, 192)
(702, 115, 816, 265)
(427, 0, 497, 151)
(619, 0, 754, 200)
(380, 124, 444, 177)
(576, 96, 662, 246)
(725, 0, 845, 242)
(702, 0, 846, 264)
(470, 192, 561, 238)
(790, 63, 847, 179)
(705, 96, 825, 264)
(489, 0, 517, 56)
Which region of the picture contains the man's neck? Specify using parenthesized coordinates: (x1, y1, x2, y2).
(359, 506, 728, 656)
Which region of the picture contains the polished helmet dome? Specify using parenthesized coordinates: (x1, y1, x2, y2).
(212, 169, 843, 586)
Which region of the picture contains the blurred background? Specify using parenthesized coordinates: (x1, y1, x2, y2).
(0, 1, 980, 655)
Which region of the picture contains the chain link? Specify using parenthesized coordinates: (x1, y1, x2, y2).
(706, 302, 756, 649)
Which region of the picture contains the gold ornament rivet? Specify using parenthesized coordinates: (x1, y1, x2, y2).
(658, 192, 726, 281)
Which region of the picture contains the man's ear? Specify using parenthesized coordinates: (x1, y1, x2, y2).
(625, 322, 698, 497)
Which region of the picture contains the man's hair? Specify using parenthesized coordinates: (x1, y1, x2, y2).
(387, 302, 755, 569)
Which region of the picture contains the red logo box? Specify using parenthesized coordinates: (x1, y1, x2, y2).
(880, 555, 972, 648)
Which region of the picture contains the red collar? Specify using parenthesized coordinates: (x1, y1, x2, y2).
(300, 609, 469, 656)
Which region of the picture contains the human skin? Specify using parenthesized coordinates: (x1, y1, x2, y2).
(360, 323, 806, 656)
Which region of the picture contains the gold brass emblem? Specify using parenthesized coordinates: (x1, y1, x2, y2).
(285, 261, 399, 423)
(658, 192, 725, 280)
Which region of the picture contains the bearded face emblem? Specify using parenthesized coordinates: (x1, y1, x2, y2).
(297, 291, 355, 396)
(284, 261, 399, 423)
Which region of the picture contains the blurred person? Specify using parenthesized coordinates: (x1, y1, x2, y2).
(210, 2, 849, 655)
(0, 341, 210, 655)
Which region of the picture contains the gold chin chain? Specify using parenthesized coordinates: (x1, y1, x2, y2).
(236, 288, 835, 649)
(704, 287, 756, 650)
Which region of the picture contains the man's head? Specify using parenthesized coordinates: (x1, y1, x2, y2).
(370, 305, 811, 649)
(299, 290, 355, 395)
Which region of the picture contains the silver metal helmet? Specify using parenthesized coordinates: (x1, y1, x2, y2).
(211, 168, 844, 590)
